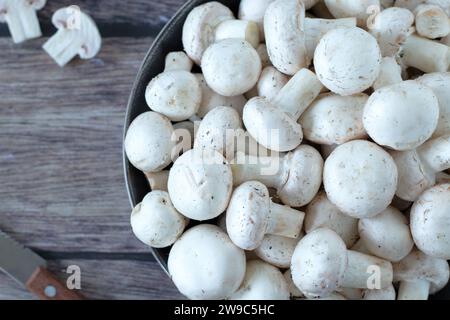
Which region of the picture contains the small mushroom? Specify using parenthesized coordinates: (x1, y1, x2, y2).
(167, 149, 233, 221)
(124, 112, 176, 173)
(314, 27, 382, 96)
(394, 249, 450, 300)
(43, 6, 101, 67)
(256, 66, 290, 101)
(230, 260, 290, 300)
(291, 228, 393, 297)
(300, 93, 368, 145)
(358, 206, 414, 262)
(0, 0, 46, 43)
(201, 39, 262, 97)
(164, 51, 193, 71)
(323, 140, 398, 218)
(410, 183, 450, 259)
(363, 81, 440, 151)
(373, 57, 403, 90)
(168, 224, 246, 300)
(324, 0, 381, 26)
(415, 4, 450, 39)
(254, 233, 303, 268)
(362, 284, 396, 300)
(238, 0, 274, 42)
(284, 269, 305, 299)
(226, 181, 304, 250)
(130, 191, 187, 248)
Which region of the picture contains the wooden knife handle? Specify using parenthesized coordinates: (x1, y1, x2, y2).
(26, 266, 84, 300)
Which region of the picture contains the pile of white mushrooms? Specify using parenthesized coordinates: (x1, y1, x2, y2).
(125, 0, 450, 300)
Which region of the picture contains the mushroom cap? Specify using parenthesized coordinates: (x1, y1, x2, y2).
(145, 70, 201, 121)
(168, 224, 246, 300)
(257, 66, 290, 101)
(410, 183, 450, 259)
(300, 93, 368, 145)
(182, 1, 234, 65)
(314, 27, 382, 96)
(254, 233, 301, 268)
(278, 145, 324, 207)
(124, 112, 175, 173)
(364, 81, 440, 151)
(323, 140, 398, 218)
(226, 181, 271, 250)
(230, 260, 290, 300)
(202, 39, 261, 97)
(359, 206, 414, 262)
(305, 191, 359, 248)
(291, 228, 348, 297)
(130, 191, 186, 248)
(243, 97, 303, 152)
(167, 149, 233, 221)
(393, 249, 450, 294)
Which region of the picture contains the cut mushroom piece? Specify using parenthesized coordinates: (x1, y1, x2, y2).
(43, 6, 101, 67)
(254, 233, 303, 268)
(238, 0, 274, 42)
(130, 191, 187, 248)
(168, 224, 246, 300)
(167, 149, 233, 221)
(256, 66, 290, 101)
(410, 183, 450, 259)
(164, 51, 193, 71)
(324, 140, 398, 219)
(373, 57, 403, 90)
(362, 284, 396, 300)
(226, 181, 304, 250)
(291, 228, 393, 298)
(415, 4, 450, 39)
(300, 93, 368, 145)
(314, 27, 382, 96)
(358, 206, 414, 262)
(0, 0, 46, 43)
(324, 0, 381, 26)
(230, 260, 290, 300)
(284, 269, 305, 299)
(394, 249, 450, 300)
(363, 81, 440, 151)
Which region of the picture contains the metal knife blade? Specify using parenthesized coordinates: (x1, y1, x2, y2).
(0, 229, 46, 285)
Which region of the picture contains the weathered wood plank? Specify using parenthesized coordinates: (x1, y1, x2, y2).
(0, 259, 183, 300)
(0, 37, 155, 252)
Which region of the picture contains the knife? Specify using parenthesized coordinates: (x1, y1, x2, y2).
(0, 229, 83, 300)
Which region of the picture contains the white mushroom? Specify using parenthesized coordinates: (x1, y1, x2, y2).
(373, 57, 403, 90)
(323, 140, 398, 218)
(168, 224, 246, 300)
(201, 39, 262, 97)
(314, 27, 382, 96)
(256, 66, 290, 101)
(230, 260, 290, 300)
(415, 4, 450, 38)
(362, 284, 396, 300)
(0, 0, 46, 43)
(358, 206, 414, 262)
(254, 233, 302, 268)
(226, 181, 304, 250)
(238, 0, 274, 42)
(363, 81, 440, 151)
(214, 19, 260, 47)
(167, 149, 233, 221)
(305, 191, 359, 248)
(410, 183, 450, 259)
(124, 112, 176, 173)
(164, 51, 193, 71)
(291, 228, 393, 297)
(324, 0, 381, 26)
(394, 249, 450, 300)
(351, 239, 372, 255)
(300, 93, 368, 145)
(43, 6, 101, 67)
(130, 191, 187, 248)
(395, 0, 450, 16)
(284, 269, 305, 299)
(145, 170, 170, 191)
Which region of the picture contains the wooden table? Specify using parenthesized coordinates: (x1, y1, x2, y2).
(0, 0, 186, 300)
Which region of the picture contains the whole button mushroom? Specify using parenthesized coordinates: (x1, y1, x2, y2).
(391, 135, 450, 201)
(324, 0, 381, 26)
(300, 93, 368, 146)
(226, 181, 304, 250)
(314, 27, 382, 96)
(124, 112, 176, 173)
(363, 81, 440, 151)
(415, 4, 450, 39)
(43, 6, 101, 67)
(201, 39, 262, 97)
(291, 228, 393, 298)
(230, 260, 290, 300)
(410, 183, 450, 259)
(130, 191, 187, 248)
(394, 250, 450, 300)
(323, 140, 398, 219)
(358, 206, 414, 262)
(254, 233, 302, 269)
(168, 224, 246, 300)
(243, 68, 323, 152)
(231, 145, 324, 207)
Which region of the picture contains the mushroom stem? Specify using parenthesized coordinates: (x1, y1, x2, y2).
(417, 135, 450, 173)
(1, 3, 42, 43)
(215, 19, 260, 48)
(267, 203, 304, 239)
(43, 29, 83, 67)
(397, 280, 430, 300)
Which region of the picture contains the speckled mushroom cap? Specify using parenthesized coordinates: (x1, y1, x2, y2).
(410, 183, 450, 259)
(393, 250, 450, 294)
(168, 224, 246, 300)
(291, 228, 348, 297)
